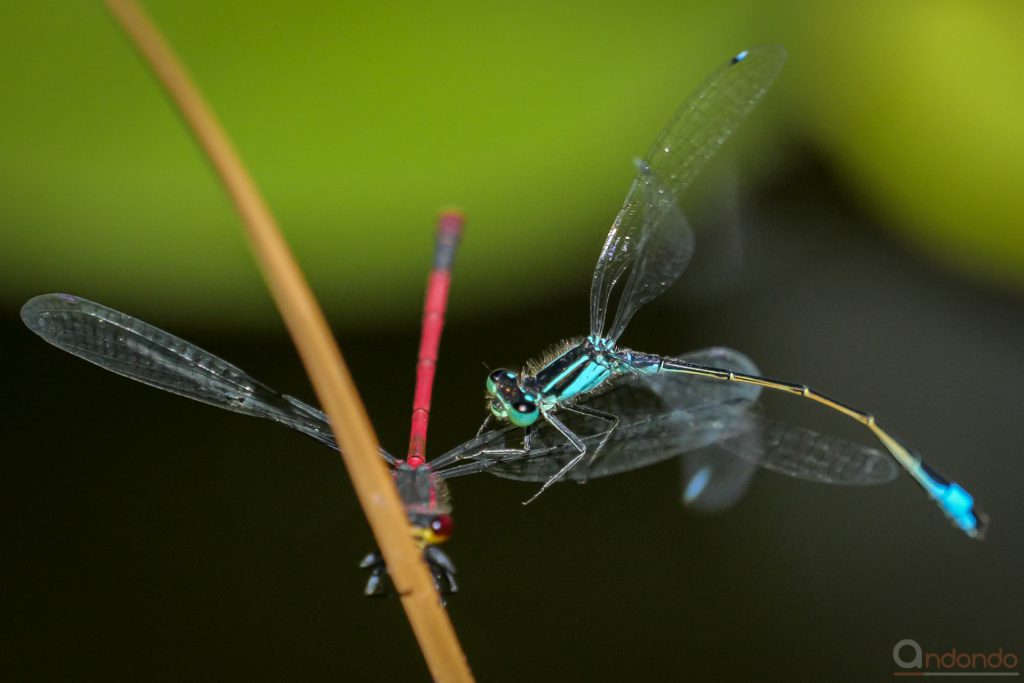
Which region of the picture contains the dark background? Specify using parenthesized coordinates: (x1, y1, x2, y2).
(3, 1, 1022, 680)
(5, 159, 1021, 681)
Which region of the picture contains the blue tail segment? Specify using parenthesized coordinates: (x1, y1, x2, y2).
(917, 462, 987, 539)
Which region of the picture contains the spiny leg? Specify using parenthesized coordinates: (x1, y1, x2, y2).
(452, 421, 587, 502)
(359, 551, 390, 597)
(522, 411, 589, 505)
(425, 546, 458, 595)
(468, 414, 536, 468)
(436, 442, 566, 478)
(560, 402, 620, 482)
(475, 413, 493, 437)
(657, 358, 986, 538)
(461, 422, 538, 464)
(463, 414, 597, 500)
(359, 548, 458, 598)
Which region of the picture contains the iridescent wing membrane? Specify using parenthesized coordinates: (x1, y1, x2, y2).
(21, 293, 342, 451)
(434, 348, 897, 491)
(590, 47, 787, 344)
(22, 293, 895, 507)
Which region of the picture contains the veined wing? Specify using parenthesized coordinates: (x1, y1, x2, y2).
(678, 408, 899, 512)
(710, 414, 898, 485)
(595, 169, 696, 344)
(21, 293, 344, 452)
(433, 347, 761, 479)
(590, 46, 787, 343)
(436, 346, 897, 488)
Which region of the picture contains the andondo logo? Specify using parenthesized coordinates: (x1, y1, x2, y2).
(893, 639, 1019, 677)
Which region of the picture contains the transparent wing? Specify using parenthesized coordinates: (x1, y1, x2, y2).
(679, 444, 758, 514)
(590, 46, 787, 342)
(448, 394, 896, 487)
(435, 346, 897, 488)
(21, 293, 341, 451)
(596, 170, 696, 343)
(711, 414, 898, 485)
(433, 347, 760, 479)
(677, 408, 901, 513)
(640, 46, 788, 206)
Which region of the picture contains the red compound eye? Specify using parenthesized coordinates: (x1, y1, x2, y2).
(430, 514, 453, 539)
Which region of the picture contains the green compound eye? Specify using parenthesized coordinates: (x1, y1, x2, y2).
(507, 399, 539, 427)
(486, 368, 515, 395)
(489, 399, 506, 419)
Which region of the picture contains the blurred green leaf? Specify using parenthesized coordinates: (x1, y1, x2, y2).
(3, 1, 1021, 332)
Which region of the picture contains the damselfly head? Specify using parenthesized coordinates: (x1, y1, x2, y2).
(410, 512, 454, 546)
(485, 368, 516, 393)
(485, 368, 540, 427)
